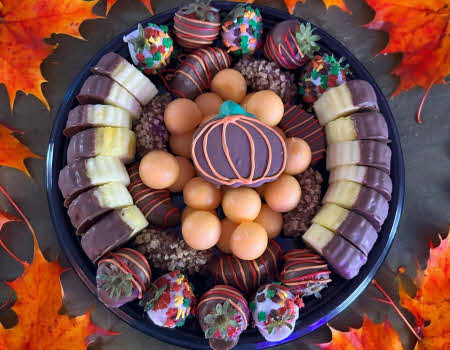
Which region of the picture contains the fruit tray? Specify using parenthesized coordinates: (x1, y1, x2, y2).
(46, 2, 405, 349)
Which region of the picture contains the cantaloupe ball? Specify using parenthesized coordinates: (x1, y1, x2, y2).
(211, 69, 247, 103)
(273, 126, 287, 142)
(240, 93, 255, 111)
(254, 204, 283, 239)
(169, 130, 194, 159)
(284, 137, 312, 175)
(230, 222, 268, 260)
(195, 92, 223, 117)
(164, 98, 203, 135)
(217, 218, 239, 254)
(183, 177, 222, 210)
(182, 211, 221, 250)
(247, 90, 284, 126)
(222, 187, 261, 223)
(254, 183, 267, 198)
(181, 206, 216, 223)
(264, 174, 302, 212)
(169, 156, 196, 192)
(139, 150, 180, 189)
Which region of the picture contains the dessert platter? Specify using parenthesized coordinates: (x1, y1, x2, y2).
(46, 2, 404, 349)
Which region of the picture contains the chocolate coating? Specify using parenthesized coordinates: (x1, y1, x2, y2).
(192, 115, 287, 187)
(58, 159, 91, 205)
(359, 140, 392, 174)
(173, 11, 221, 49)
(77, 75, 114, 105)
(323, 235, 367, 279)
(64, 105, 92, 137)
(351, 111, 389, 142)
(353, 185, 389, 232)
(364, 166, 392, 200)
(346, 80, 379, 111)
(337, 211, 378, 255)
(91, 52, 121, 76)
(66, 128, 96, 163)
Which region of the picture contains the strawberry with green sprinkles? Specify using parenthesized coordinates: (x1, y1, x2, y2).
(140, 270, 195, 328)
(251, 283, 303, 342)
(123, 23, 173, 75)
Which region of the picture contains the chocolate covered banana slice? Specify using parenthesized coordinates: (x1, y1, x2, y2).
(77, 75, 142, 119)
(329, 165, 392, 200)
(67, 127, 136, 164)
(302, 224, 367, 279)
(68, 182, 133, 234)
(314, 80, 378, 125)
(312, 203, 377, 255)
(58, 156, 130, 206)
(64, 105, 132, 138)
(327, 140, 391, 174)
(325, 111, 389, 144)
(322, 180, 388, 232)
(91, 52, 158, 106)
(81, 205, 148, 262)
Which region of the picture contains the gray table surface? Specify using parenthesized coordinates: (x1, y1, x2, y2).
(0, 0, 448, 349)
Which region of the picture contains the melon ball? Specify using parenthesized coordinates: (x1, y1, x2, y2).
(247, 90, 284, 126)
(182, 211, 221, 250)
(240, 93, 255, 111)
(164, 98, 203, 135)
(254, 183, 267, 198)
(222, 187, 262, 223)
(273, 126, 287, 142)
(169, 130, 194, 158)
(211, 69, 247, 103)
(284, 137, 312, 175)
(183, 177, 222, 210)
(181, 206, 216, 223)
(254, 204, 283, 239)
(217, 218, 239, 254)
(139, 150, 180, 189)
(230, 222, 268, 260)
(264, 174, 302, 212)
(169, 156, 196, 192)
(195, 92, 223, 117)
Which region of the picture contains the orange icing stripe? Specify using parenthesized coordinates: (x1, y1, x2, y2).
(222, 118, 242, 181)
(202, 122, 229, 180)
(100, 258, 143, 298)
(235, 122, 255, 181)
(115, 252, 151, 283)
(234, 257, 249, 292)
(176, 70, 203, 95)
(198, 296, 248, 327)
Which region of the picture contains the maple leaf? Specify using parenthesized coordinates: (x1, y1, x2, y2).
(317, 314, 404, 350)
(0, 0, 102, 111)
(0, 124, 41, 177)
(105, 0, 154, 15)
(399, 231, 450, 350)
(283, 0, 351, 15)
(365, 0, 450, 124)
(0, 185, 118, 349)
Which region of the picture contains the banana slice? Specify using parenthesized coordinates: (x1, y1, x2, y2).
(322, 181, 388, 232)
(81, 205, 148, 262)
(327, 140, 391, 174)
(329, 165, 392, 200)
(325, 111, 389, 144)
(313, 80, 378, 125)
(312, 203, 377, 255)
(58, 156, 130, 206)
(91, 52, 158, 106)
(302, 224, 367, 279)
(68, 182, 133, 234)
(67, 127, 136, 164)
(64, 105, 132, 138)
(77, 75, 142, 119)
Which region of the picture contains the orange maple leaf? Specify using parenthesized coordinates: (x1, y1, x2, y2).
(0, 185, 118, 350)
(283, 0, 351, 15)
(317, 314, 404, 350)
(0, 0, 102, 111)
(105, 0, 154, 15)
(365, 0, 449, 123)
(0, 124, 41, 177)
(399, 231, 450, 350)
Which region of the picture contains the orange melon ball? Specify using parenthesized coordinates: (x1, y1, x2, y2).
(217, 218, 239, 254)
(230, 222, 268, 260)
(222, 187, 262, 223)
(240, 93, 255, 111)
(211, 69, 247, 103)
(169, 130, 194, 158)
(273, 126, 287, 142)
(183, 177, 222, 210)
(284, 137, 312, 175)
(247, 90, 284, 126)
(139, 150, 180, 189)
(254, 183, 267, 198)
(181, 206, 216, 223)
(182, 211, 221, 250)
(254, 204, 283, 239)
(200, 114, 216, 126)
(264, 174, 302, 212)
(195, 92, 223, 117)
(169, 156, 196, 192)
(164, 98, 203, 135)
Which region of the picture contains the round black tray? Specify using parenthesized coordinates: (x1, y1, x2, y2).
(46, 2, 404, 349)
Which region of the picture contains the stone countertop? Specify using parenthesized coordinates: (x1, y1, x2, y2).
(0, 0, 448, 349)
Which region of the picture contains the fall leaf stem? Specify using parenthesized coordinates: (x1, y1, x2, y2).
(0, 288, 13, 311)
(372, 279, 422, 341)
(416, 82, 433, 125)
(0, 239, 25, 265)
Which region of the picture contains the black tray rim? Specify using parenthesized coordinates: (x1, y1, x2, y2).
(46, 2, 405, 349)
